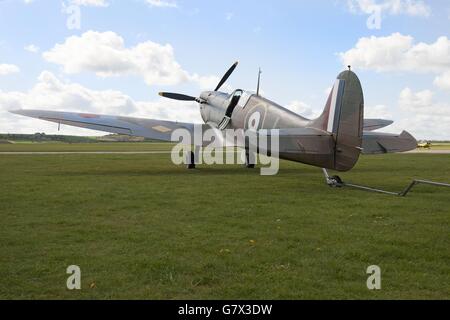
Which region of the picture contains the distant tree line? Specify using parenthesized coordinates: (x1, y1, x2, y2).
(0, 133, 94, 143)
(0, 133, 159, 143)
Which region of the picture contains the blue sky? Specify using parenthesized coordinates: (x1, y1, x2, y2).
(0, 0, 450, 139)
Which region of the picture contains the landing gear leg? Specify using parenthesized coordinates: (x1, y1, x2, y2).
(322, 168, 343, 187)
(245, 150, 255, 169)
(186, 151, 196, 169)
(186, 146, 201, 170)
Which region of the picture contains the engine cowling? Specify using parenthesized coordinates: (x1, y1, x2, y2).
(199, 91, 229, 125)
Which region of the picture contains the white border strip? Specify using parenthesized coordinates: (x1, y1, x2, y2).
(327, 80, 341, 133)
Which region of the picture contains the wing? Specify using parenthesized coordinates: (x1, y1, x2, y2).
(363, 119, 394, 131)
(10, 109, 416, 155)
(362, 131, 417, 154)
(10, 109, 205, 143)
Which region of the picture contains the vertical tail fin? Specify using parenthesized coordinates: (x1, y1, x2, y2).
(311, 70, 364, 171)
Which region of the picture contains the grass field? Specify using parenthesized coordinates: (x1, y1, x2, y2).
(0, 142, 175, 152)
(0, 143, 449, 299)
(426, 143, 450, 150)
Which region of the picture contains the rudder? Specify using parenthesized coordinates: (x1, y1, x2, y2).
(311, 70, 364, 171)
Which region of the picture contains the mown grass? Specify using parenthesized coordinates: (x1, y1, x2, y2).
(428, 144, 450, 150)
(0, 145, 449, 299)
(0, 142, 175, 152)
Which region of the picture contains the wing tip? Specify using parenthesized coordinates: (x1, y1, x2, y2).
(9, 109, 25, 115)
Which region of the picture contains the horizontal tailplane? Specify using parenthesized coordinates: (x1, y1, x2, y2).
(362, 131, 417, 154)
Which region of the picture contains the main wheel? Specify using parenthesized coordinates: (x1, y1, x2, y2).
(328, 175, 343, 187)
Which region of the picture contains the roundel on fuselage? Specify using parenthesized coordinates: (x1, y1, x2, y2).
(248, 111, 261, 131)
(244, 104, 267, 130)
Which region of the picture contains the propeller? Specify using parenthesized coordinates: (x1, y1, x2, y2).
(158, 92, 197, 101)
(159, 61, 238, 102)
(214, 61, 238, 92)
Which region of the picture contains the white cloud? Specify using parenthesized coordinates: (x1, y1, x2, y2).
(398, 88, 450, 118)
(399, 88, 433, 111)
(24, 44, 40, 53)
(340, 33, 450, 90)
(340, 32, 450, 138)
(1, 71, 202, 135)
(24, 0, 109, 6)
(43, 31, 188, 85)
(433, 71, 450, 91)
(353, 89, 450, 140)
(55, 0, 179, 9)
(285, 100, 321, 119)
(339, 33, 450, 73)
(392, 88, 450, 140)
(189, 74, 221, 90)
(2, 71, 135, 115)
(0, 64, 20, 76)
(145, 0, 177, 8)
(43, 31, 215, 89)
(70, 0, 109, 7)
(365, 104, 393, 119)
(347, 0, 431, 17)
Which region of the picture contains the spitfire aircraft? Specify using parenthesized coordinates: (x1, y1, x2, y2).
(10, 62, 417, 176)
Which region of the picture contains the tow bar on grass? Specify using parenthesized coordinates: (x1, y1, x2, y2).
(322, 168, 450, 197)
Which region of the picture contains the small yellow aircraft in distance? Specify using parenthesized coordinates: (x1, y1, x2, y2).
(417, 140, 432, 149)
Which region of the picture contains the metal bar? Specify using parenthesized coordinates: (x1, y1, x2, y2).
(321, 168, 450, 197)
(399, 181, 418, 197)
(400, 179, 450, 197)
(343, 183, 400, 196)
(414, 180, 450, 187)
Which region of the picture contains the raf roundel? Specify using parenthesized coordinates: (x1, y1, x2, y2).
(248, 111, 261, 131)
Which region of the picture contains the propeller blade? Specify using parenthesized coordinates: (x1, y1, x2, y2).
(214, 61, 239, 92)
(159, 92, 197, 101)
